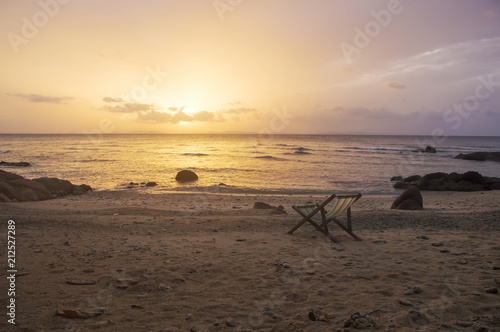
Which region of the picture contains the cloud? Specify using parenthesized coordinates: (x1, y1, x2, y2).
(382, 37, 500, 79)
(102, 102, 159, 113)
(384, 81, 407, 90)
(334, 36, 500, 90)
(192, 110, 215, 121)
(8, 93, 73, 104)
(327, 106, 400, 119)
(221, 107, 258, 114)
(295, 105, 436, 135)
(137, 109, 216, 124)
(100, 98, 255, 124)
(102, 97, 125, 103)
(137, 110, 173, 123)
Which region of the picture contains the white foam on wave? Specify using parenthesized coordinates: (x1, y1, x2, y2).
(354, 147, 419, 152)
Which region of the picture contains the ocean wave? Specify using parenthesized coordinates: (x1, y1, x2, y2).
(0, 150, 11, 154)
(77, 159, 116, 163)
(191, 167, 261, 173)
(284, 151, 312, 155)
(182, 153, 209, 156)
(354, 147, 419, 152)
(161, 185, 331, 196)
(282, 146, 313, 155)
(254, 155, 287, 161)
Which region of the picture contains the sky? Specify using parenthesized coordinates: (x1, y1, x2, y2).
(1, 0, 500, 135)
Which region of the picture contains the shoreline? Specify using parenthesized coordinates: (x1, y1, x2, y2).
(1, 190, 499, 331)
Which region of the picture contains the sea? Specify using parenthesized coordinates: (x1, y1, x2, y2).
(1, 134, 499, 195)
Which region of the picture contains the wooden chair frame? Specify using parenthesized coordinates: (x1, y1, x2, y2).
(289, 193, 362, 242)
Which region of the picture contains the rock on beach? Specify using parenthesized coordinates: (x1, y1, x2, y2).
(0, 170, 92, 202)
(391, 186, 423, 210)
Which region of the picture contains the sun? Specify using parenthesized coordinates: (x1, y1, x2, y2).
(182, 106, 197, 115)
(177, 106, 198, 125)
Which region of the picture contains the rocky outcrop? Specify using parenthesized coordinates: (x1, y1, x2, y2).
(0, 161, 30, 167)
(0, 171, 24, 182)
(125, 181, 158, 189)
(391, 186, 423, 210)
(34, 177, 91, 196)
(392, 171, 500, 191)
(0, 170, 92, 202)
(420, 146, 436, 153)
(455, 152, 500, 162)
(175, 170, 198, 182)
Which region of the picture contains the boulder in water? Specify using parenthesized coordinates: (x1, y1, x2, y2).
(454, 152, 500, 162)
(0, 161, 30, 167)
(424, 146, 436, 153)
(393, 171, 500, 191)
(175, 170, 198, 182)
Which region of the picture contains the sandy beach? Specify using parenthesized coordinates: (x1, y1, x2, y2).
(1, 190, 499, 331)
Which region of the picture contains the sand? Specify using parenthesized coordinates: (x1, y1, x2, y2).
(0, 190, 499, 331)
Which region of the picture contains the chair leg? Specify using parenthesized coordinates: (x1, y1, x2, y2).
(326, 233, 338, 243)
(347, 207, 353, 232)
(288, 218, 307, 234)
(332, 217, 362, 241)
(323, 224, 338, 242)
(318, 209, 339, 242)
(312, 220, 338, 242)
(289, 195, 337, 234)
(290, 194, 362, 242)
(289, 207, 338, 242)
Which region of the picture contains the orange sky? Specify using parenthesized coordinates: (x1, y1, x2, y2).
(1, 0, 499, 135)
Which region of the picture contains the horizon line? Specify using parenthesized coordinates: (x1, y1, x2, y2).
(1, 132, 499, 138)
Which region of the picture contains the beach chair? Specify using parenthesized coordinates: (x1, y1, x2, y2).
(289, 193, 362, 242)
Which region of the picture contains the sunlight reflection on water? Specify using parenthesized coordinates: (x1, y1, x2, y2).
(1, 134, 499, 195)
